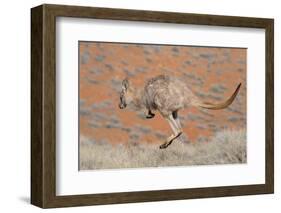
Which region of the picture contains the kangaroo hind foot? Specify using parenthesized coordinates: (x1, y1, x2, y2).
(159, 132, 182, 149)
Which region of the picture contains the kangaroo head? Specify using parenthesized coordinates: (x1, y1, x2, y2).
(119, 78, 134, 109)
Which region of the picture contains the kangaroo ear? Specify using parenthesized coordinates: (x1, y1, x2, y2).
(122, 78, 129, 90)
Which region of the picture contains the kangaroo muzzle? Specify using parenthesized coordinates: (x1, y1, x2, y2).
(119, 96, 127, 109)
(119, 102, 126, 109)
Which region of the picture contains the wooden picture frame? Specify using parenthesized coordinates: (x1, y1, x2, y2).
(31, 4, 274, 208)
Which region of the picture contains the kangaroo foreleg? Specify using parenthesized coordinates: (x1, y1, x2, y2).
(145, 109, 155, 119)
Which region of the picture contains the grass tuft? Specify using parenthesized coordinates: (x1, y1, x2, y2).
(80, 129, 246, 170)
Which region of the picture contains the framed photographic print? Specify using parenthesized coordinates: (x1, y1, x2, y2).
(31, 4, 274, 208)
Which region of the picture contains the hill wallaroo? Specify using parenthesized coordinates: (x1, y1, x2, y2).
(119, 75, 241, 149)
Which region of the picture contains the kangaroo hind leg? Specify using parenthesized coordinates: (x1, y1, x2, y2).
(172, 110, 183, 131)
(159, 113, 182, 149)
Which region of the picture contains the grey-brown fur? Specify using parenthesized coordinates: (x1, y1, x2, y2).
(119, 75, 241, 149)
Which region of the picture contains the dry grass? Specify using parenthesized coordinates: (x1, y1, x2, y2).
(80, 129, 246, 170)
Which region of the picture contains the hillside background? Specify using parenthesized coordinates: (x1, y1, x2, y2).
(79, 42, 246, 147)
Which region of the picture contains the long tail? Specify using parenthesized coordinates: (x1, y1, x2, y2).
(196, 83, 242, 110)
